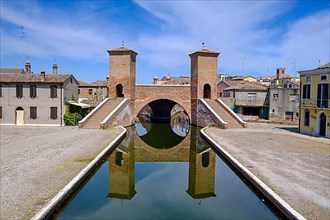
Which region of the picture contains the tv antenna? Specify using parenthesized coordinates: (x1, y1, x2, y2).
(291, 60, 296, 75)
(17, 25, 26, 67)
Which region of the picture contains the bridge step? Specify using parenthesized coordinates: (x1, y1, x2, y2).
(79, 98, 124, 129)
(202, 99, 246, 129)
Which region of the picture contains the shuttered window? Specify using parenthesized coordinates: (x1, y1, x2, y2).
(0, 106, 2, 119)
(30, 107, 37, 119)
(0, 85, 2, 97)
(30, 85, 37, 98)
(302, 84, 311, 99)
(50, 85, 57, 98)
(50, 107, 57, 119)
(16, 85, 23, 98)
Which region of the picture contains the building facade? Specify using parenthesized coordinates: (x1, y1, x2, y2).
(269, 80, 300, 122)
(0, 64, 79, 126)
(78, 80, 107, 106)
(298, 63, 330, 137)
(218, 80, 269, 119)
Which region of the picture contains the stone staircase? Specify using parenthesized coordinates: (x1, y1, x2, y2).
(202, 99, 246, 129)
(79, 98, 124, 129)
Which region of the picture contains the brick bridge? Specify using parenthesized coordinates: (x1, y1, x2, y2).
(79, 46, 247, 129)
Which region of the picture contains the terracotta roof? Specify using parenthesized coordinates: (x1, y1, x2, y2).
(159, 76, 190, 85)
(317, 62, 330, 69)
(78, 80, 107, 87)
(91, 80, 107, 87)
(222, 80, 267, 91)
(0, 73, 72, 83)
(78, 80, 93, 87)
(189, 48, 220, 56)
(107, 46, 138, 55)
(0, 68, 24, 74)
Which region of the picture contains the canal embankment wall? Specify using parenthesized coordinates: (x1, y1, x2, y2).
(202, 123, 330, 220)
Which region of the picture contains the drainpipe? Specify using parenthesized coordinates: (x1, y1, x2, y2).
(60, 84, 63, 126)
(298, 81, 301, 132)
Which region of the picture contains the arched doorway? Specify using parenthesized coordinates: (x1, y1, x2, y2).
(319, 112, 326, 137)
(116, 84, 124, 98)
(203, 84, 211, 99)
(15, 107, 24, 125)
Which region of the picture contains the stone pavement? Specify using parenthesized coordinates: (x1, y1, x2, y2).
(204, 123, 330, 220)
(0, 125, 124, 219)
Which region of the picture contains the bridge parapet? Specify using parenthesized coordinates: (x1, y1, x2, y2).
(135, 84, 191, 119)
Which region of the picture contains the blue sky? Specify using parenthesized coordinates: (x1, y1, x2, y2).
(1, 0, 329, 84)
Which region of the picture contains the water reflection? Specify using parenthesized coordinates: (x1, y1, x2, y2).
(135, 114, 190, 149)
(58, 124, 280, 220)
(107, 125, 216, 202)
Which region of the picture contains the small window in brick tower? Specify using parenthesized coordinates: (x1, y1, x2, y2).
(203, 84, 211, 99)
(116, 84, 124, 98)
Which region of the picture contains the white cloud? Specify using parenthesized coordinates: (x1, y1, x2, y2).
(1, 1, 329, 83)
(0, 2, 116, 61)
(134, 1, 329, 77)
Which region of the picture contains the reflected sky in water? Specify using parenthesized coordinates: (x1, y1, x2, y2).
(57, 125, 280, 220)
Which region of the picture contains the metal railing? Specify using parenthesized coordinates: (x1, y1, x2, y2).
(301, 99, 329, 108)
(235, 99, 267, 106)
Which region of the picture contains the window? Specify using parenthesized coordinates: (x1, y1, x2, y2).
(273, 94, 278, 101)
(248, 92, 257, 97)
(88, 89, 93, 95)
(317, 83, 329, 108)
(50, 107, 57, 119)
(305, 76, 311, 82)
(16, 85, 23, 98)
(0, 85, 2, 97)
(50, 85, 57, 98)
(30, 85, 37, 98)
(302, 84, 311, 99)
(0, 106, 2, 119)
(78, 89, 80, 95)
(320, 75, 327, 81)
(30, 107, 37, 119)
(70, 78, 73, 84)
(304, 110, 310, 126)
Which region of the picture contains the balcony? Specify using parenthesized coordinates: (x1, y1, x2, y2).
(301, 99, 329, 109)
(235, 99, 267, 107)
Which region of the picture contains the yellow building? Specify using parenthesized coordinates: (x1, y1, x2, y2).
(298, 63, 330, 138)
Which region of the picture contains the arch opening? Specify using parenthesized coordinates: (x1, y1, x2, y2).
(203, 84, 211, 99)
(116, 84, 124, 98)
(135, 99, 190, 149)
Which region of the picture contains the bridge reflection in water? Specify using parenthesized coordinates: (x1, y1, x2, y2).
(57, 121, 280, 220)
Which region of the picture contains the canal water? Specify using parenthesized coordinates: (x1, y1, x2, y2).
(55, 120, 281, 219)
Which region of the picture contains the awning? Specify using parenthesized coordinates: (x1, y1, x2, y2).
(67, 101, 91, 109)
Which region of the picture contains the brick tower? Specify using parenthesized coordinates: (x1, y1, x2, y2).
(190, 48, 220, 125)
(107, 46, 137, 99)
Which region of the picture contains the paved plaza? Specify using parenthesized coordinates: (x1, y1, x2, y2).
(205, 123, 330, 220)
(0, 126, 123, 219)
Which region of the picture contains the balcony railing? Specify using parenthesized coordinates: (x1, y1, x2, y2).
(301, 99, 329, 109)
(235, 99, 266, 106)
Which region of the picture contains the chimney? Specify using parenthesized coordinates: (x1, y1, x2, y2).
(52, 63, 58, 75)
(25, 61, 31, 74)
(40, 71, 46, 82)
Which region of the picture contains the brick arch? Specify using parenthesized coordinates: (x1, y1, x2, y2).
(135, 93, 191, 120)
